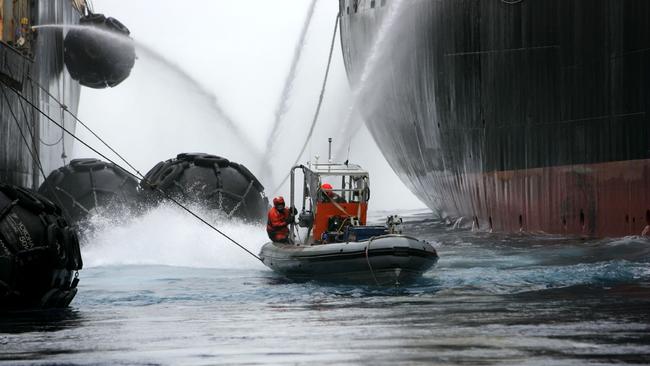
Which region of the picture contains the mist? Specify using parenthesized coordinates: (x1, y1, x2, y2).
(72, 0, 425, 211)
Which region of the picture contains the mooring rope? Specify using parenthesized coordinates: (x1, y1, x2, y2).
(272, 12, 341, 195)
(0, 78, 263, 262)
(26, 76, 144, 178)
(0, 85, 72, 220)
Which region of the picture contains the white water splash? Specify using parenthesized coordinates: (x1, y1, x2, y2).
(81, 202, 268, 269)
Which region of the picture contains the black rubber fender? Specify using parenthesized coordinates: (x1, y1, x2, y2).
(46, 224, 67, 268)
(229, 162, 264, 192)
(0, 183, 82, 309)
(141, 161, 166, 189)
(40, 288, 60, 308)
(47, 169, 66, 187)
(63, 227, 83, 271)
(105, 17, 130, 35)
(7, 186, 44, 214)
(140, 153, 268, 222)
(61, 288, 78, 307)
(0, 280, 9, 297)
(158, 163, 186, 189)
(79, 13, 106, 26)
(64, 13, 135, 89)
(194, 155, 230, 168)
(38, 158, 141, 223)
(69, 158, 107, 172)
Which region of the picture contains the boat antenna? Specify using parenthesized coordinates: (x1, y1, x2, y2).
(345, 142, 351, 165)
(328, 137, 333, 163)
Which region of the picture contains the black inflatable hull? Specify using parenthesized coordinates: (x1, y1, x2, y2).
(259, 235, 438, 285)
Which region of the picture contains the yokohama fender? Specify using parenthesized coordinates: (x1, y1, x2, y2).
(70, 158, 107, 171)
(63, 227, 83, 271)
(46, 224, 67, 268)
(141, 153, 268, 222)
(38, 158, 140, 224)
(64, 13, 136, 89)
(12, 186, 48, 214)
(140, 161, 166, 189)
(194, 155, 230, 168)
(0, 184, 82, 309)
(229, 162, 265, 192)
(157, 163, 187, 190)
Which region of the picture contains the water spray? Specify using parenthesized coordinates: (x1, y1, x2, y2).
(263, 0, 319, 183)
(334, 0, 406, 158)
(0, 77, 263, 263)
(33, 24, 265, 167)
(271, 12, 341, 195)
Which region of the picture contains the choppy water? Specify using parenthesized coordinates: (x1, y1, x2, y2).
(1, 209, 649, 365)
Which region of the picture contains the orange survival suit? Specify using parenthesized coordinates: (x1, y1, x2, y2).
(266, 196, 293, 243)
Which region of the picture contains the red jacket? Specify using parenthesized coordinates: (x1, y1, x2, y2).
(267, 207, 291, 241)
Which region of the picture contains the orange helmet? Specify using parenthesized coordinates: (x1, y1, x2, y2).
(321, 183, 335, 197)
(273, 196, 285, 207)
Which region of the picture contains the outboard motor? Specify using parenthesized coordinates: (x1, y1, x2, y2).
(0, 184, 82, 309)
(141, 153, 268, 222)
(64, 13, 136, 88)
(38, 158, 140, 224)
(386, 215, 403, 234)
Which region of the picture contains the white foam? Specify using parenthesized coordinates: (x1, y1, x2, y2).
(80, 202, 268, 270)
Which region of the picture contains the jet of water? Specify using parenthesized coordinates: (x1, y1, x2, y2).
(33, 24, 268, 173)
(261, 0, 319, 184)
(332, 0, 406, 158)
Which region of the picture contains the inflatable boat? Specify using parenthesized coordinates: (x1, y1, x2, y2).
(260, 145, 438, 285)
(260, 234, 437, 285)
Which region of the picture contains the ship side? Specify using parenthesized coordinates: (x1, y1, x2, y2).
(339, 0, 650, 237)
(0, 0, 81, 189)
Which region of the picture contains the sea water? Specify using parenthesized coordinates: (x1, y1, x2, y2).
(1, 208, 649, 365)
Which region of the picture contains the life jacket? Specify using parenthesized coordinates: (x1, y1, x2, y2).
(266, 207, 291, 241)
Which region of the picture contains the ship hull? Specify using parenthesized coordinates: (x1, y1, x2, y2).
(0, 0, 81, 189)
(440, 159, 650, 237)
(339, 0, 650, 237)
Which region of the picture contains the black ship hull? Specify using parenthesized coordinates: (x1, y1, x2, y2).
(339, 0, 650, 237)
(0, 1, 83, 309)
(0, 0, 81, 189)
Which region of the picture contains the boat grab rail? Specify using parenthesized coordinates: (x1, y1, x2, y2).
(354, 233, 424, 244)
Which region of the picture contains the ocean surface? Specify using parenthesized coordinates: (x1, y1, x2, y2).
(1, 207, 649, 365)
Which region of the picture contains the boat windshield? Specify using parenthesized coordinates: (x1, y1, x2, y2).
(317, 174, 369, 203)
